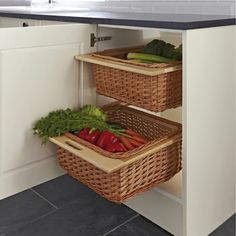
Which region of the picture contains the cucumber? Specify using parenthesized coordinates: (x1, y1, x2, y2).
(129, 59, 156, 64)
(127, 53, 176, 63)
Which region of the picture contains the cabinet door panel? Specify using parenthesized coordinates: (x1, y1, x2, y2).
(0, 17, 41, 28)
(0, 44, 80, 172)
(0, 23, 96, 199)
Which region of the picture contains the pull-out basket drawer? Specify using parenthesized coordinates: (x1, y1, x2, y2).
(50, 103, 182, 203)
(76, 47, 182, 112)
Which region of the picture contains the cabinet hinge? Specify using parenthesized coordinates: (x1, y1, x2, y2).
(90, 33, 112, 47)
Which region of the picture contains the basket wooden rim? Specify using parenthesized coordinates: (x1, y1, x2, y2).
(75, 47, 182, 77)
(50, 134, 181, 174)
(92, 46, 182, 69)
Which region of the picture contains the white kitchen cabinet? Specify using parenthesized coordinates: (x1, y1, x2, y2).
(0, 18, 234, 236)
(0, 22, 96, 199)
(0, 17, 40, 27)
(78, 25, 235, 236)
(0, 17, 67, 27)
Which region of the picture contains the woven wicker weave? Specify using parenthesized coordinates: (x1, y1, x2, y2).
(57, 140, 181, 203)
(65, 103, 181, 159)
(91, 47, 182, 112)
(94, 65, 182, 112)
(55, 103, 182, 203)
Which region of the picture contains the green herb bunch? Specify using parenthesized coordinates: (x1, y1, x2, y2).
(33, 105, 113, 143)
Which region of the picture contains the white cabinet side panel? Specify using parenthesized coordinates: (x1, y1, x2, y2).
(125, 190, 183, 236)
(235, 24, 236, 220)
(183, 26, 235, 236)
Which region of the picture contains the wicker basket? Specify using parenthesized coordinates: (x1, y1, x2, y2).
(50, 103, 182, 203)
(75, 47, 182, 112)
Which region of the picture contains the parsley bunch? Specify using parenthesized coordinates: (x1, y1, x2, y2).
(33, 106, 112, 143)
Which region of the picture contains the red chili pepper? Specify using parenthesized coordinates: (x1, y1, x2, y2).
(125, 129, 148, 144)
(105, 141, 119, 152)
(105, 141, 127, 153)
(96, 131, 118, 149)
(114, 142, 127, 152)
(119, 143, 127, 152)
(128, 138, 143, 148)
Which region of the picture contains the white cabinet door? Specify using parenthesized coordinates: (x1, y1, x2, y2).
(0, 17, 41, 28)
(0, 23, 96, 199)
(1, 45, 79, 172)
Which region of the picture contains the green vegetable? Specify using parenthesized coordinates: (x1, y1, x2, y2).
(79, 105, 107, 121)
(33, 106, 125, 143)
(33, 108, 109, 143)
(144, 39, 182, 61)
(127, 53, 176, 63)
(129, 59, 156, 64)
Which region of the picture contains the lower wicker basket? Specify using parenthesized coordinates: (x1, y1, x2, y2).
(50, 103, 182, 203)
(56, 140, 181, 203)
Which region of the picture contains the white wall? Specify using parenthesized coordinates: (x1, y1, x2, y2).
(0, 0, 30, 6)
(0, 0, 234, 16)
(101, 0, 235, 15)
(56, 0, 236, 16)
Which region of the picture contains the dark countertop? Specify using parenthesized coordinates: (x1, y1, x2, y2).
(0, 8, 235, 30)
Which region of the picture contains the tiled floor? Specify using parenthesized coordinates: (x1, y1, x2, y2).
(0, 175, 235, 236)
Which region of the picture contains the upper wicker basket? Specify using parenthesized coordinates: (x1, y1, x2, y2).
(75, 46, 182, 112)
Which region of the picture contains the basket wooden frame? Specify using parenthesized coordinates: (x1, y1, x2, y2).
(50, 103, 182, 203)
(92, 46, 180, 68)
(75, 47, 182, 112)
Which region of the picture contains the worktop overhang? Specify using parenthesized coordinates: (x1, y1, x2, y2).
(0, 10, 235, 30)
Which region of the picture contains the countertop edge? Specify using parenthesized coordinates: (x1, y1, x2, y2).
(0, 11, 235, 30)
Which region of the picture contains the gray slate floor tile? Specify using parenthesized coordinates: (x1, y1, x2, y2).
(33, 174, 99, 208)
(106, 215, 172, 236)
(0, 190, 55, 235)
(6, 194, 137, 236)
(210, 214, 235, 236)
(2, 175, 234, 236)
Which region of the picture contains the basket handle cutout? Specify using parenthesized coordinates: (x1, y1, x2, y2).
(65, 140, 83, 151)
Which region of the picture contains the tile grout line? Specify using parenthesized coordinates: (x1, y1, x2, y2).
(4, 209, 58, 236)
(102, 214, 139, 236)
(30, 188, 59, 210)
(29, 209, 57, 224)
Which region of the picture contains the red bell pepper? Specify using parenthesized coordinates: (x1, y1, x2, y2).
(86, 129, 100, 144)
(78, 128, 100, 144)
(105, 141, 127, 153)
(96, 131, 118, 149)
(78, 128, 90, 139)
